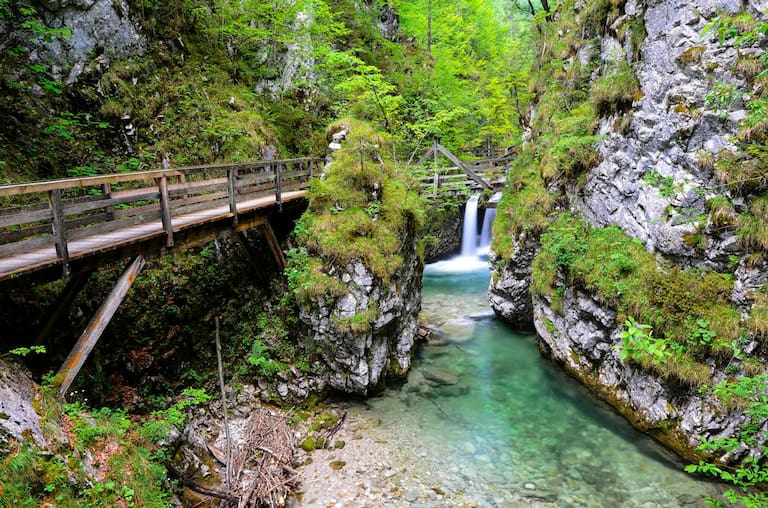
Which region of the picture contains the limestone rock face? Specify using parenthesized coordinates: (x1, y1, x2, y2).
(35, 0, 143, 69)
(577, 0, 763, 270)
(378, 4, 402, 42)
(488, 234, 537, 330)
(299, 227, 423, 395)
(0, 359, 46, 448)
(533, 289, 754, 463)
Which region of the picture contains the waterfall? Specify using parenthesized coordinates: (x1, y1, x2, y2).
(479, 208, 497, 250)
(461, 195, 480, 257)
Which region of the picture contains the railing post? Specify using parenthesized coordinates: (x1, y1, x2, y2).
(275, 164, 282, 212)
(178, 172, 188, 204)
(228, 167, 238, 225)
(308, 159, 314, 179)
(48, 189, 70, 278)
(157, 176, 174, 247)
(433, 137, 440, 196)
(101, 183, 114, 221)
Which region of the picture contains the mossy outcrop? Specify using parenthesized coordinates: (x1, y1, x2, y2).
(291, 120, 424, 394)
(490, 0, 768, 465)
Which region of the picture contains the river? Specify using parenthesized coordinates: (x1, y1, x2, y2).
(297, 249, 724, 507)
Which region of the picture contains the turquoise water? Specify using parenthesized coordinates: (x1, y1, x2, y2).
(357, 256, 724, 507)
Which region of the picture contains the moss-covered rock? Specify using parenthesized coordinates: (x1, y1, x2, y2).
(291, 119, 424, 395)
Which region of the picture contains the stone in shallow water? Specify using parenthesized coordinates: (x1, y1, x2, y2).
(404, 487, 421, 502)
(437, 383, 469, 397)
(422, 369, 460, 385)
(428, 335, 450, 346)
(439, 318, 476, 342)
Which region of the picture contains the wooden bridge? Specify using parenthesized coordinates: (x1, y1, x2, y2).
(0, 157, 325, 396)
(415, 140, 511, 198)
(0, 158, 324, 284)
(0, 151, 505, 396)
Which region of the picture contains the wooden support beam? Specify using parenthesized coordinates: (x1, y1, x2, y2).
(413, 146, 435, 168)
(56, 256, 145, 397)
(34, 269, 93, 346)
(157, 176, 174, 247)
(435, 144, 492, 190)
(234, 231, 260, 266)
(259, 220, 286, 270)
(48, 189, 71, 278)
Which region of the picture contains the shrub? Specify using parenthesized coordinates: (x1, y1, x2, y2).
(532, 214, 746, 386)
(592, 61, 641, 116)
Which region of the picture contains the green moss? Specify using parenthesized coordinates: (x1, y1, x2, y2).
(532, 214, 746, 386)
(333, 307, 380, 334)
(591, 60, 641, 116)
(491, 148, 557, 258)
(294, 119, 422, 302)
(300, 437, 317, 452)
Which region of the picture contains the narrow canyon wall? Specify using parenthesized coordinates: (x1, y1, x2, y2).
(490, 0, 768, 463)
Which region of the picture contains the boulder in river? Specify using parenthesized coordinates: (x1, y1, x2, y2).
(422, 369, 459, 385)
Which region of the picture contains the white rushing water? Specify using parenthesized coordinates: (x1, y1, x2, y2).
(461, 195, 480, 257)
(479, 207, 496, 251)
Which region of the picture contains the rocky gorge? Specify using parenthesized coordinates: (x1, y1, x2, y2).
(490, 0, 768, 467)
(2, 0, 768, 505)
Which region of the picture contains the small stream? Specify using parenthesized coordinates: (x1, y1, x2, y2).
(302, 204, 725, 507)
(306, 253, 725, 507)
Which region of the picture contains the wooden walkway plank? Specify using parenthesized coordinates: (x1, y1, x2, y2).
(0, 188, 306, 282)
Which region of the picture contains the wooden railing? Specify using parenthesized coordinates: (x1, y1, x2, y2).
(0, 158, 324, 278)
(418, 155, 511, 196)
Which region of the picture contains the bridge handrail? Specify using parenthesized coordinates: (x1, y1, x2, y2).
(416, 154, 510, 196)
(0, 157, 325, 279)
(0, 157, 324, 197)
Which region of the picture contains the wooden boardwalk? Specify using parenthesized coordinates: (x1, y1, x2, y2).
(0, 149, 509, 285)
(415, 141, 511, 197)
(0, 158, 324, 284)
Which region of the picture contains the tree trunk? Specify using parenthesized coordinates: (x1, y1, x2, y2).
(427, 0, 432, 55)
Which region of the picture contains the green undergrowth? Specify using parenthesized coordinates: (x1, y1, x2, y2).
(0, 384, 211, 507)
(492, 0, 643, 258)
(493, 147, 558, 259)
(532, 214, 754, 386)
(289, 119, 423, 304)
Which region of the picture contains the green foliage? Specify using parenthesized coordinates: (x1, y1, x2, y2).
(245, 313, 288, 376)
(387, 0, 532, 151)
(686, 375, 768, 507)
(705, 81, 744, 118)
(615, 318, 670, 365)
(643, 169, 681, 198)
(532, 214, 746, 386)
(2, 345, 46, 357)
(139, 387, 211, 444)
(0, 393, 178, 508)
